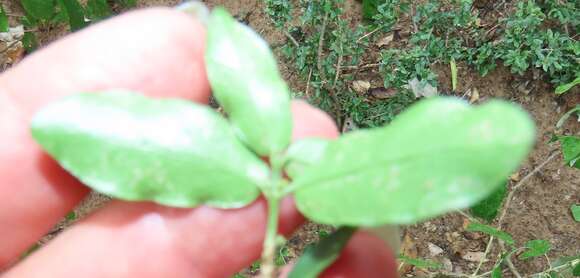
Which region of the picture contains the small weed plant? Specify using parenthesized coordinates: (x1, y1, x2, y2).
(27, 4, 538, 277)
(265, 0, 578, 129)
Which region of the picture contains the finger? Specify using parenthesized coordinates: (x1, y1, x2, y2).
(320, 232, 398, 278)
(0, 8, 209, 267)
(279, 232, 398, 278)
(5, 101, 339, 278)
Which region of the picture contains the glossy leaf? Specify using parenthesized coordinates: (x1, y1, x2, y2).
(58, 0, 88, 31)
(466, 223, 515, 245)
(31, 91, 268, 208)
(362, 0, 380, 20)
(0, 5, 8, 32)
(85, 0, 112, 20)
(471, 181, 507, 221)
(21, 0, 57, 21)
(288, 227, 356, 278)
(520, 240, 551, 260)
(21, 32, 38, 52)
(284, 138, 329, 180)
(205, 8, 292, 156)
(294, 97, 535, 226)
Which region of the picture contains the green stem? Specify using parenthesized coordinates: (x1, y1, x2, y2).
(260, 195, 280, 278)
(259, 153, 285, 278)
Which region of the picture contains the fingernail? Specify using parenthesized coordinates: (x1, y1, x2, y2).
(175, 1, 209, 25)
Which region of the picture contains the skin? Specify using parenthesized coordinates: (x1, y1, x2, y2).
(0, 8, 397, 278)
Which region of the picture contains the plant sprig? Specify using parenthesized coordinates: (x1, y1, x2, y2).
(30, 5, 536, 277)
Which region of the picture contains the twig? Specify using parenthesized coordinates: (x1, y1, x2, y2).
(315, 11, 343, 126)
(472, 150, 559, 277)
(497, 150, 560, 227)
(411, 4, 418, 33)
(282, 29, 299, 48)
(357, 26, 381, 43)
(500, 243, 523, 278)
(316, 12, 329, 88)
(268, 18, 299, 48)
(305, 67, 313, 98)
(456, 210, 476, 222)
(472, 236, 495, 277)
(333, 44, 343, 89)
(430, 269, 494, 278)
(340, 63, 382, 70)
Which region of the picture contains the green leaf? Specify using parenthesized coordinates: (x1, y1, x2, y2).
(0, 5, 9, 32)
(398, 255, 443, 270)
(288, 227, 356, 278)
(466, 223, 515, 245)
(31, 91, 268, 208)
(572, 204, 580, 222)
(551, 254, 580, 268)
(205, 8, 292, 156)
(574, 262, 580, 276)
(555, 76, 580, 95)
(362, 0, 380, 20)
(470, 181, 507, 221)
(58, 0, 87, 31)
(21, 0, 57, 21)
(118, 0, 136, 8)
(85, 0, 112, 21)
(285, 138, 329, 179)
(491, 264, 502, 278)
(22, 32, 38, 52)
(294, 98, 535, 225)
(557, 136, 580, 168)
(65, 211, 76, 221)
(275, 246, 290, 266)
(520, 239, 551, 260)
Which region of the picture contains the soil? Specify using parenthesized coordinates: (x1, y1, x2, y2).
(1, 0, 578, 277)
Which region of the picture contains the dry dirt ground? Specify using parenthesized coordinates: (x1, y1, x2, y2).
(1, 0, 578, 277)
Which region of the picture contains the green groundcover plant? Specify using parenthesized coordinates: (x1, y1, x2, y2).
(30, 5, 536, 277)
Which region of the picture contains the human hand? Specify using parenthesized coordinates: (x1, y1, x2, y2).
(0, 8, 396, 277)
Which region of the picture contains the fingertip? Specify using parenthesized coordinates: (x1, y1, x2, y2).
(291, 100, 339, 141)
(3, 7, 211, 115)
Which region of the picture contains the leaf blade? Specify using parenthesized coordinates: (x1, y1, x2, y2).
(0, 5, 9, 32)
(21, 0, 57, 21)
(294, 97, 535, 226)
(58, 0, 88, 31)
(288, 227, 356, 278)
(470, 181, 507, 221)
(557, 136, 580, 168)
(205, 8, 292, 156)
(31, 91, 268, 208)
(285, 138, 329, 180)
(466, 222, 515, 245)
(520, 240, 551, 260)
(572, 204, 580, 222)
